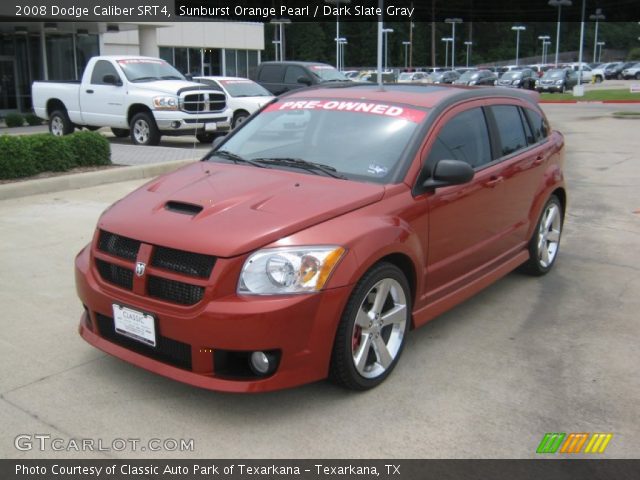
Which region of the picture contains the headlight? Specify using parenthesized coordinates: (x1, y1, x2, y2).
(555, 80, 564, 85)
(512, 80, 520, 85)
(238, 246, 346, 295)
(152, 96, 179, 110)
(469, 81, 476, 85)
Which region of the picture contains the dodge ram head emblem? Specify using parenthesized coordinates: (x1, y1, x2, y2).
(135, 262, 146, 277)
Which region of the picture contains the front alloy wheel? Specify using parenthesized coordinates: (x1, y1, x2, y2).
(330, 263, 410, 390)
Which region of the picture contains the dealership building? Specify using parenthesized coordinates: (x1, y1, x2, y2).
(0, 21, 264, 113)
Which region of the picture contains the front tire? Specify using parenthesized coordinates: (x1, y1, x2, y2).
(330, 263, 411, 390)
(130, 112, 160, 146)
(520, 195, 563, 276)
(195, 132, 217, 143)
(49, 110, 74, 136)
(232, 112, 249, 129)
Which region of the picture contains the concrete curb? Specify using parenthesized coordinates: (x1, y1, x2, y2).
(0, 158, 198, 201)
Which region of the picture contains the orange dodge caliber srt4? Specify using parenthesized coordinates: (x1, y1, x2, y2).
(76, 84, 566, 392)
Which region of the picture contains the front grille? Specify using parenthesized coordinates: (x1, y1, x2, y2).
(183, 93, 206, 112)
(182, 93, 226, 113)
(96, 314, 192, 370)
(151, 246, 215, 278)
(148, 276, 204, 305)
(96, 259, 133, 290)
(98, 231, 140, 261)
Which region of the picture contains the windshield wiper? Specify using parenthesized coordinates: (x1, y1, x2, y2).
(131, 76, 159, 82)
(252, 157, 347, 179)
(210, 150, 269, 169)
(161, 75, 183, 80)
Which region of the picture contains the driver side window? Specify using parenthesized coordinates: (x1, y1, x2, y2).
(425, 107, 492, 170)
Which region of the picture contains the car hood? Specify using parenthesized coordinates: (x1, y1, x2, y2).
(98, 161, 385, 258)
(130, 80, 217, 95)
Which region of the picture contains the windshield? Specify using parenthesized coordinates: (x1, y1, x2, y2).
(220, 80, 272, 97)
(206, 99, 427, 183)
(458, 71, 478, 81)
(501, 71, 522, 80)
(544, 70, 566, 79)
(309, 65, 347, 81)
(117, 58, 185, 82)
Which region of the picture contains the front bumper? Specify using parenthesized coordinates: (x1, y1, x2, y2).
(75, 244, 352, 393)
(153, 109, 232, 134)
(536, 85, 564, 92)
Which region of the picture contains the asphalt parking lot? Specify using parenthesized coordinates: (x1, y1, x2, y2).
(0, 102, 638, 459)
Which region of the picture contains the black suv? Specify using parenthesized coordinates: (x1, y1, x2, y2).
(253, 61, 347, 96)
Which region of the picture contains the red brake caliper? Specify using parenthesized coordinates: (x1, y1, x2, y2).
(352, 325, 362, 351)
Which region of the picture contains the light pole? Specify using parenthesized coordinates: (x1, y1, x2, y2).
(548, 0, 572, 66)
(337, 37, 347, 71)
(441, 37, 452, 68)
(464, 41, 473, 68)
(538, 35, 550, 63)
(597, 41, 605, 62)
(511, 26, 526, 66)
(382, 28, 394, 71)
(402, 41, 411, 69)
(325, 0, 351, 70)
(269, 19, 291, 61)
(544, 41, 552, 64)
(590, 9, 605, 64)
(445, 18, 463, 70)
(271, 40, 281, 61)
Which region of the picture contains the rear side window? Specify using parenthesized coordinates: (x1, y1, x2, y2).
(284, 66, 309, 84)
(258, 65, 283, 83)
(426, 107, 492, 169)
(91, 60, 120, 85)
(490, 105, 528, 156)
(524, 109, 549, 144)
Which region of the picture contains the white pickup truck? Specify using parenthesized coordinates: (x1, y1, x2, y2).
(32, 56, 232, 145)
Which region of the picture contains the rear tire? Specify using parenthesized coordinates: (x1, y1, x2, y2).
(49, 110, 74, 136)
(130, 112, 160, 146)
(111, 128, 129, 138)
(595, 75, 603, 84)
(330, 263, 411, 391)
(520, 195, 563, 276)
(635, 72, 640, 80)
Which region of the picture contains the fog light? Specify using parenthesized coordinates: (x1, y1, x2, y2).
(250, 351, 271, 375)
(171, 121, 181, 129)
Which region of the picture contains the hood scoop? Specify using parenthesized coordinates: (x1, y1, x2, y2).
(165, 201, 203, 216)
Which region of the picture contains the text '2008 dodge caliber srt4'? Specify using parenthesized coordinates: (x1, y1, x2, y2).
(76, 83, 566, 392)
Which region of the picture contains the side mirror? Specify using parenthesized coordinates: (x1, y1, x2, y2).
(185, 73, 193, 81)
(211, 136, 225, 149)
(422, 159, 474, 189)
(103, 74, 121, 86)
(297, 76, 312, 86)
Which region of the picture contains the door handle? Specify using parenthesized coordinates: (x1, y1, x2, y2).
(86, 89, 94, 94)
(485, 176, 504, 188)
(533, 155, 544, 166)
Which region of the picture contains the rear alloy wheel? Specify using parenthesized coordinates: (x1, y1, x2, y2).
(111, 128, 129, 138)
(330, 263, 410, 390)
(130, 112, 160, 146)
(520, 195, 563, 276)
(635, 72, 640, 80)
(49, 110, 74, 136)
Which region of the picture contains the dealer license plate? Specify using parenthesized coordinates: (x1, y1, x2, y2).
(204, 123, 217, 132)
(112, 304, 156, 347)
